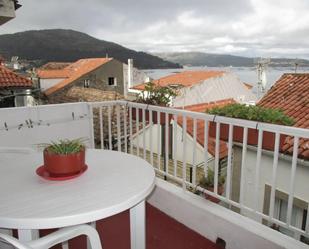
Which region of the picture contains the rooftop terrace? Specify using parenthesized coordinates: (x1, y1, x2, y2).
(0, 101, 308, 249)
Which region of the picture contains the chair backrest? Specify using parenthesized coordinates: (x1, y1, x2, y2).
(0, 233, 32, 249)
(0, 224, 101, 249)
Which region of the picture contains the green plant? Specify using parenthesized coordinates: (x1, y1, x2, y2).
(136, 82, 177, 106)
(206, 104, 294, 126)
(199, 168, 225, 188)
(41, 138, 86, 155)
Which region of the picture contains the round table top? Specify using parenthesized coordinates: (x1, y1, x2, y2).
(0, 149, 155, 229)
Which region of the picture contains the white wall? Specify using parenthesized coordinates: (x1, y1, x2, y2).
(173, 72, 257, 107)
(131, 122, 214, 167)
(173, 123, 214, 167)
(148, 179, 308, 249)
(0, 102, 93, 149)
(132, 123, 161, 155)
(123, 64, 149, 89)
(240, 148, 309, 221)
(40, 78, 65, 91)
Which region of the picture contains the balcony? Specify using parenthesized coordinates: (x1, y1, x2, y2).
(0, 101, 308, 249)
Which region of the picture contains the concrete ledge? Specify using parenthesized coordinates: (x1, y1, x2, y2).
(148, 178, 307, 249)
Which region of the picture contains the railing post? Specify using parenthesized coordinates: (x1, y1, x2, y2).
(88, 104, 95, 149)
(182, 115, 187, 190)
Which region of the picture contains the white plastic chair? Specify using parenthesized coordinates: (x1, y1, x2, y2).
(0, 225, 102, 249)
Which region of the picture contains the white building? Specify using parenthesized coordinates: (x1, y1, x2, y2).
(132, 70, 257, 107)
(233, 145, 309, 241)
(230, 73, 309, 242)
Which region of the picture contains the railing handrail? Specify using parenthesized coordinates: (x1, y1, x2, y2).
(88, 100, 309, 242)
(88, 100, 309, 138)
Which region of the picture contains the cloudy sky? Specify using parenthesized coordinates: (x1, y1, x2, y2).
(1, 0, 309, 59)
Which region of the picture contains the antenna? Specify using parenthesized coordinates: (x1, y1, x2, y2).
(293, 58, 299, 73)
(255, 58, 270, 99)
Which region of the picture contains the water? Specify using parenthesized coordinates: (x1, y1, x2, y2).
(143, 66, 309, 89)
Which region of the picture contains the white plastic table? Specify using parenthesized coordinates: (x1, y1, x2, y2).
(0, 148, 155, 249)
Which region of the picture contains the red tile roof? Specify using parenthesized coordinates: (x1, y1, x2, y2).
(43, 58, 112, 95)
(177, 99, 236, 159)
(37, 69, 71, 79)
(258, 73, 309, 159)
(0, 65, 32, 88)
(133, 70, 225, 90)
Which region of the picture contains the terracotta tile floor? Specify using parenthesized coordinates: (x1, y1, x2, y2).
(38, 203, 221, 249)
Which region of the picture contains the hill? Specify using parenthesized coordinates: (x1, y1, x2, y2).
(155, 52, 309, 67)
(0, 29, 181, 69)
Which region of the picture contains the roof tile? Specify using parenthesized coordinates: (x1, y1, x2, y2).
(43, 58, 112, 95)
(0, 65, 32, 88)
(133, 70, 225, 90)
(176, 99, 236, 159)
(37, 69, 71, 79)
(258, 73, 309, 159)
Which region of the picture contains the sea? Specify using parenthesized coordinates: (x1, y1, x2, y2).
(142, 66, 309, 90)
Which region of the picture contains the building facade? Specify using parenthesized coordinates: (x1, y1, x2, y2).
(37, 58, 148, 103)
(230, 73, 309, 243)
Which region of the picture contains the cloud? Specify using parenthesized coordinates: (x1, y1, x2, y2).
(1, 0, 309, 59)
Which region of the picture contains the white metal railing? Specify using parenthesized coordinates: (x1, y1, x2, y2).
(89, 100, 309, 243)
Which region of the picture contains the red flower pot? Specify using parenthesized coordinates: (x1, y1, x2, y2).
(131, 107, 172, 125)
(43, 148, 85, 176)
(204, 185, 224, 203)
(209, 122, 286, 151)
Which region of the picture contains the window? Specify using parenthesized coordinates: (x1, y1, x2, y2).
(274, 198, 308, 243)
(301, 210, 309, 244)
(84, 79, 90, 88)
(108, 77, 117, 86)
(263, 185, 309, 244)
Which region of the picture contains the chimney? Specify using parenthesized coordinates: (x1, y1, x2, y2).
(124, 59, 133, 98)
(128, 59, 133, 88)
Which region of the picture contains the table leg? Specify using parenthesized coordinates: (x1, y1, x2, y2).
(18, 229, 39, 241)
(87, 222, 96, 249)
(62, 241, 69, 249)
(130, 201, 145, 249)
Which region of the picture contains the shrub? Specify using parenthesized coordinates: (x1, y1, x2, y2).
(42, 138, 86, 155)
(206, 104, 294, 126)
(199, 168, 225, 188)
(136, 82, 177, 106)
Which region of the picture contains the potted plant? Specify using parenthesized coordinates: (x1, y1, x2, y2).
(199, 168, 225, 203)
(132, 82, 177, 125)
(206, 104, 294, 151)
(41, 138, 86, 176)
